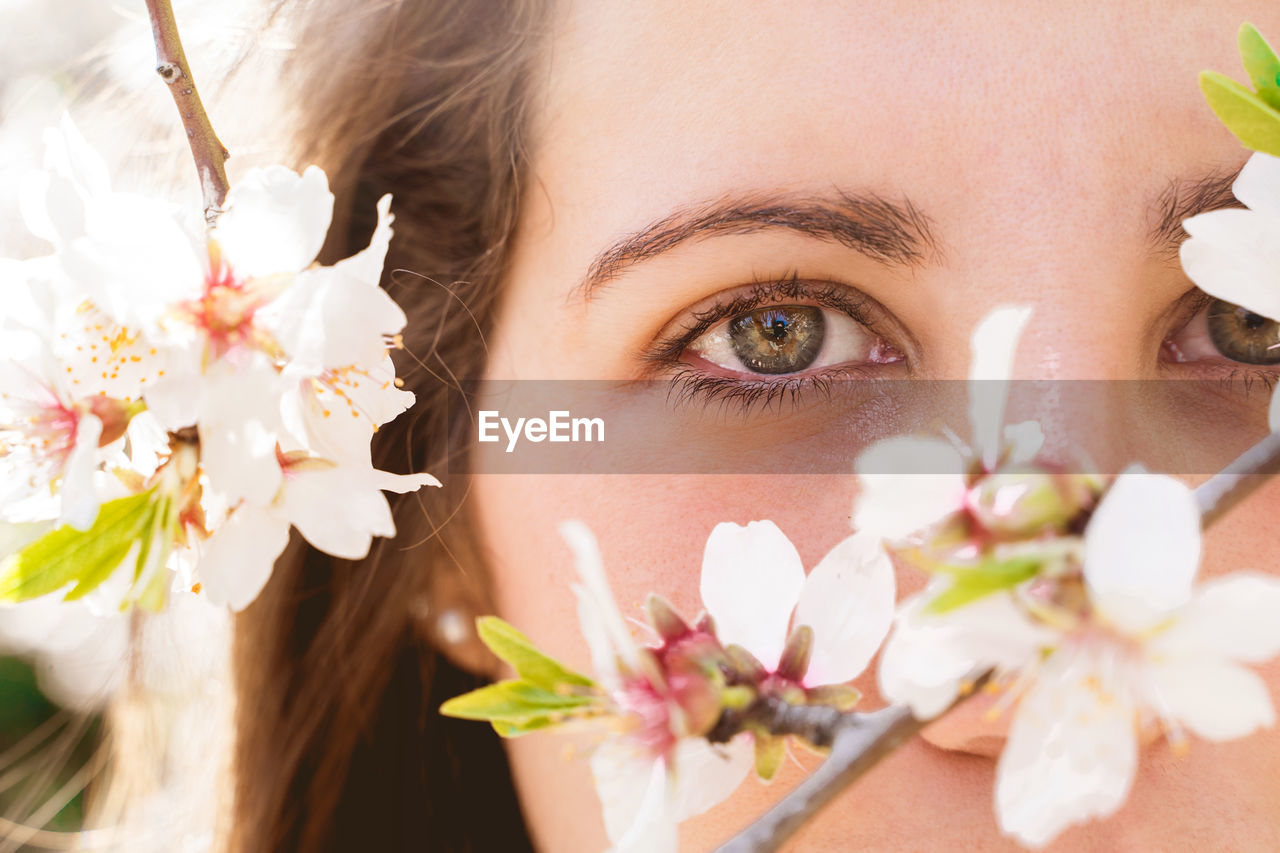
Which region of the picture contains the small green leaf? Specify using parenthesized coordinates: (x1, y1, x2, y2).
(0, 490, 159, 603)
(753, 734, 786, 782)
(440, 679, 598, 725)
(1239, 23, 1280, 110)
(1201, 70, 1280, 157)
(475, 616, 595, 690)
(925, 555, 1041, 614)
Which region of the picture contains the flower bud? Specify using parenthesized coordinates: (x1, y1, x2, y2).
(645, 593, 691, 642)
(967, 472, 1086, 536)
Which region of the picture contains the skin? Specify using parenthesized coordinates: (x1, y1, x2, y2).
(470, 2, 1280, 849)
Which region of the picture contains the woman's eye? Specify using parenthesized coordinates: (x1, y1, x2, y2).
(1167, 297, 1280, 366)
(1206, 299, 1280, 364)
(687, 304, 903, 375)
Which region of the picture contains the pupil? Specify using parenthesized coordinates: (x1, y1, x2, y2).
(1206, 299, 1280, 366)
(728, 305, 825, 375)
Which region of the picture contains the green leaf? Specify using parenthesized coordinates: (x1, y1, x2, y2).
(0, 490, 159, 603)
(1201, 70, 1280, 157)
(925, 555, 1041, 614)
(475, 616, 595, 690)
(439, 679, 598, 725)
(1239, 23, 1280, 110)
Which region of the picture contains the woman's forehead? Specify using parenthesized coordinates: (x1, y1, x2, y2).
(525, 1, 1261, 261)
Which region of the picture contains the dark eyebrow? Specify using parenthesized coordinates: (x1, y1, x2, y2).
(1149, 167, 1244, 258)
(576, 190, 939, 301)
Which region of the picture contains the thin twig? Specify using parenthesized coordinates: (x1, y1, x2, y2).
(715, 673, 992, 853)
(1194, 430, 1280, 526)
(717, 430, 1280, 852)
(144, 0, 230, 225)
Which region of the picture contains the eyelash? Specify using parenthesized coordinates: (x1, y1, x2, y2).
(641, 273, 894, 414)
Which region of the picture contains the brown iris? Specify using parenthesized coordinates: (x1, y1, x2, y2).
(1207, 298, 1280, 365)
(727, 305, 825, 374)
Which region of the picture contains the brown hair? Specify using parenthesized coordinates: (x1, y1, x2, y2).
(228, 1, 549, 849)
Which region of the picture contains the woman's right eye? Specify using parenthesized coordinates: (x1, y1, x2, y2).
(687, 303, 903, 377)
(1166, 297, 1280, 367)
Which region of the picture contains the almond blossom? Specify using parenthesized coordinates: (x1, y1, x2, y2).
(879, 468, 1280, 847)
(0, 115, 436, 618)
(561, 520, 754, 853)
(853, 305, 1043, 541)
(198, 453, 439, 611)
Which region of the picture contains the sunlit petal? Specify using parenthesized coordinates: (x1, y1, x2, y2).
(853, 436, 967, 540)
(1148, 573, 1280, 664)
(213, 165, 334, 278)
(793, 531, 895, 685)
(996, 649, 1137, 848)
(700, 520, 805, 670)
(199, 504, 290, 611)
(968, 305, 1031, 462)
(1145, 658, 1275, 741)
(1083, 468, 1200, 634)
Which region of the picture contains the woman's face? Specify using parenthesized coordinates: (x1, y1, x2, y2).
(473, 2, 1280, 849)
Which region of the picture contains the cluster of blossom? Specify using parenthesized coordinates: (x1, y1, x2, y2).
(0, 116, 438, 615)
(448, 293, 1280, 851)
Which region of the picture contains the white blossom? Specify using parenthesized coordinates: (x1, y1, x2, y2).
(878, 468, 1280, 847)
(853, 305, 1040, 540)
(699, 520, 895, 686)
(561, 521, 754, 853)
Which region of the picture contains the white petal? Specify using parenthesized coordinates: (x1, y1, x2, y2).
(256, 265, 406, 373)
(1149, 573, 1280, 664)
(47, 114, 111, 198)
(213, 165, 334, 278)
(1180, 208, 1280, 322)
(561, 520, 641, 675)
(996, 650, 1138, 848)
(669, 735, 754, 822)
(281, 357, 415, 462)
(199, 504, 290, 611)
(1231, 151, 1280, 220)
(196, 363, 286, 505)
(67, 192, 204, 331)
(59, 413, 102, 530)
(1145, 658, 1275, 742)
(853, 437, 967, 539)
(878, 585, 1054, 719)
(699, 521, 805, 670)
(332, 194, 394, 285)
(1003, 420, 1045, 465)
(279, 464, 424, 560)
(1270, 385, 1279, 433)
(1084, 468, 1201, 634)
(590, 742, 676, 853)
(792, 531, 895, 685)
(968, 305, 1031, 462)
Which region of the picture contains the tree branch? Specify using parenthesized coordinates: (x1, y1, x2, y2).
(144, 0, 230, 226)
(1194, 430, 1280, 526)
(714, 673, 991, 853)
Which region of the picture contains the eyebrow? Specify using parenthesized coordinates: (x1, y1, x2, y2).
(576, 168, 1245, 300)
(575, 190, 939, 301)
(1149, 167, 1243, 257)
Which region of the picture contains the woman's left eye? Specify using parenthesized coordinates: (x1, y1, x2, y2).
(687, 304, 903, 376)
(1166, 296, 1280, 367)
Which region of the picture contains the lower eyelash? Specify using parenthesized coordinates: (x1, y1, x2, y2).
(661, 362, 883, 417)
